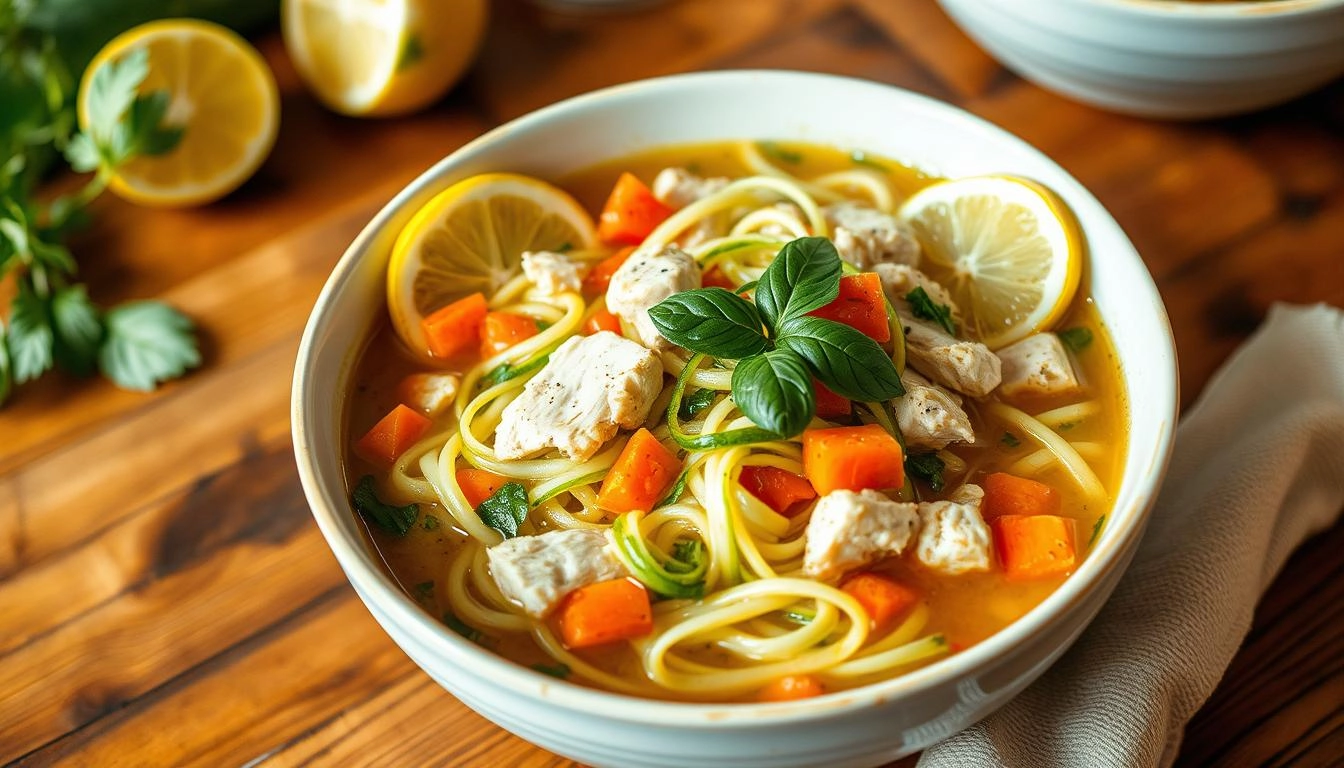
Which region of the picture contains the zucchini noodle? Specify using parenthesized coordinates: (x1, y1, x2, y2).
(364, 147, 1114, 702)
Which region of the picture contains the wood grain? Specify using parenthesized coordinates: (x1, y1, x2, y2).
(2, 1, 1340, 766)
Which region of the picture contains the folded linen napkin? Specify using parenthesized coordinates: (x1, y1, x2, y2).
(919, 303, 1344, 768)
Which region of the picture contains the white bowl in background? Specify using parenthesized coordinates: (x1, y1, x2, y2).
(938, 0, 1344, 119)
(292, 70, 1178, 768)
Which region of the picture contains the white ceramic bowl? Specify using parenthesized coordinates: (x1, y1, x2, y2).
(938, 0, 1344, 119)
(292, 70, 1178, 768)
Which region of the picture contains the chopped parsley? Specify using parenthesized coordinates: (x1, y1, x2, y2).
(531, 662, 571, 679)
(679, 388, 716, 419)
(479, 353, 550, 389)
(1001, 431, 1021, 448)
(352, 475, 418, 536)
(1058, 327, 1094, 353)
(421, 514, 441, 531)
(906, 286, 957, 336)
(905, 453, 946, 492)
(413, 580, 435, 602)
(757, 141, 803, 164)
(1088, 514, 1107, 548)
(666, 539, 705, 574)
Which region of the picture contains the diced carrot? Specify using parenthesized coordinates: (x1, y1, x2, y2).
(456, 467, 510, 508)
(355, 404, 433, 467)
(982, 472, 1062, 520)
(597, 173, 674, 245)
(841, 573, 919, 633)
(812, 378, 851, 420)
(480, 311, 539, 359)
(702, 266, 736, 290)
(801, 424, 904, 495)
(421, 292, 488, 359)
(739, 465, 817, 517)
(757, 674, 826, 702)
(396, 372, 459, 416)
(807, 272, 890, 342)
(582, 246, 636, 294)
(557, 578, 653, 649)
(596, 428, 682, 513)
(584, 307, 623, 335)
(991, 514, 1077, 580)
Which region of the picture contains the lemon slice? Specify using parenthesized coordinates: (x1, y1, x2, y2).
(898, 176, 1083, 349)
(282, 0, 487, 117)
(78, 20, 279, 208)
(388, 173, 597, 357)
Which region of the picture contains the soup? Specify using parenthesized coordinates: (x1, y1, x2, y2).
(344, 141, 1126, 702)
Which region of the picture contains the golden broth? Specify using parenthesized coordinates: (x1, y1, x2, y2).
(343, 140, 1128, 699)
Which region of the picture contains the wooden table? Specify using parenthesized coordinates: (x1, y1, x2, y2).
(3, 1, 1341, 765)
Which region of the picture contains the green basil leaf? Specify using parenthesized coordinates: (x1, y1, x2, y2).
(479, 353, 549, 389)
(352, 475, 418, 536)
(679, 387, 716, 419)
(648, 288, 767, 359)
(1057, 327, 1094, 353)
(776, 316, 905, 402)
(905, 453, 946, 492)
(906, 286, 956, 336)
(51, 285, 103, 377)
(477, 481, 529, 538)
(755, 236, 842, 331)
(730, 348, 815, 438)
(8, 282, 54, 384)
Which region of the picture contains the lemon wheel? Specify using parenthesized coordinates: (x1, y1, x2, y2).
(898, 176, 1083, 349)
(78, 20, 279, 208)
(282, 0, 488, 117)
(387, 173, 597, 358)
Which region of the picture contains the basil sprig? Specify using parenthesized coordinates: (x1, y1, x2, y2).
(650, 237, 904, 438)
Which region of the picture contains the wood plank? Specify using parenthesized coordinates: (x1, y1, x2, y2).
(852, 0, 1005, 100)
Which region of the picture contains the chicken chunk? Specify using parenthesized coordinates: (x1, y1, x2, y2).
(803, 489, 920, 582)
(824, 202, 921, 269)
(996, 333, 1083, 398)
(494, 332, 663, 461)
(876, 264, 1000, 397)
(652, 167, 729, 209)
(605, 244, 701, 349)
(895, 369, 975, 451)
(397, 372, 460, 417)
(487, 529, 629, 618)
(915, 484, 992, 575)
(522, 250, 584, 296)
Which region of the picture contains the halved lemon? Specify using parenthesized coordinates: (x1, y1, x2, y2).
(78, 20, 279, 207)
(898, 175, 1083, 349)
(387, 173, 597, 357)
(282, 0, 487, 117)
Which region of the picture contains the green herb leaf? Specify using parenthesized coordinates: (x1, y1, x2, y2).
(775, 316, 905, 402)
(754, 237, 842, 331)
(444, 612, 483, 643)
(649, 287, 767, 358)
(731, 348, 814, 438)
(905, 453, 946, 492)
(0, 322, 11, 407)
(422, 514, 441, 531)
(479, 354, 549, 389)
(849, 150, 887, 171)
(414, 580, 435, 602)
(124, 90, 184, 157)
(63, 132, 100, 172)
(397, 33, 425, 72)
(8, 282, 53, 384)
(83, 47, 149, 144)
(477, 481, 529, 538)
(1001, 431, 1021, 448)
(679, 387, 716, 419)
(51, 285, 103, 377)
(666, 539, 705, 575)
(906, 286, 956, 336)
(352, 475, 419, 536)
(757, 141, 802, 164)
(1058, 327, 1094, 353)
(654, 469, 689, 509)
(531, 662, 570, 679)
(98, 300, 200, 391)
(1088, 514, 1107, 548)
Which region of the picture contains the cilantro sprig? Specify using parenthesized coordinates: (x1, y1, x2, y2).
(649, 237, 905, 438)
(0, 21, 199, 406)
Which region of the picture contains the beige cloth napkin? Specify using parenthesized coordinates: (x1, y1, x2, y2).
(919, 303, 1344, 768)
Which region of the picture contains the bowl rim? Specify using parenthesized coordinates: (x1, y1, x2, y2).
(1069, 0, 1344, 18)
(292, 69, 1179, 727)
